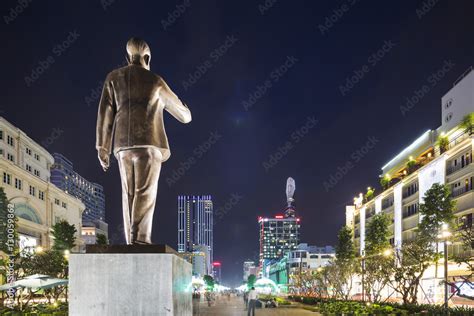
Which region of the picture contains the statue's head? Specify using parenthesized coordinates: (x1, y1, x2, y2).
(126, 37, 151, 70)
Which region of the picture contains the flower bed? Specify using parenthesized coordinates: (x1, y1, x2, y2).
(288, 295, 474, 315)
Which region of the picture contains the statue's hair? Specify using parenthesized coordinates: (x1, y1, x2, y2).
(126, 37, 151, 60)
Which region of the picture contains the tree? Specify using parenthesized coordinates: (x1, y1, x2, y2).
(389, 237, 434, 305)
(364, 212, 392, 302)
(418, 183, 456, 240)
(96, 234, 108, 245)
(451, 218, 474, 300)
(203, 274, 215, 291)
(332, 226, 358, 300)
(51, 220, 77, 252)
(388, 183, 456, 305)
(247, 274, 256, 289)
(22, 250, 68, 303)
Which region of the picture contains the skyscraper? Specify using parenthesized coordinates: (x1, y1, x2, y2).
(258, 177, 300, 276)
(177, 195, 213, 267)
(50, 153, 107, 243)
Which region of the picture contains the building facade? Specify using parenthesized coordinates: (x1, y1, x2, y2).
(258, 215, 301, 271)
(0, 117, 85, 252)
(50, 153, 105, 223)
(177, 195, 213, 270)
(345, 67, 474, 303)
(50, 152, 107, 244)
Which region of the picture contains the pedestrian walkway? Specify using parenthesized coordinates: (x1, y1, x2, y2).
(193, 295, 319, 315)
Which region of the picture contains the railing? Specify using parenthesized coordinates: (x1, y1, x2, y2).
(435, 130, 472, 157)
(382, 199, 393, 210)
(452, 185, 473, 198)
(447, 161, 471, 175)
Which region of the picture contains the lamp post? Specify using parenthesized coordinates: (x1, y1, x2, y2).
(438, 224, 451, 309)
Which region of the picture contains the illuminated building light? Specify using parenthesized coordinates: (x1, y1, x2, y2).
(381, 130, 432, 171)
(275, 215, 284, 219)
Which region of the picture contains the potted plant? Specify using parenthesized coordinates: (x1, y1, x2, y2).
(461, 112, 474, 135)
(436, 135, 449, 154)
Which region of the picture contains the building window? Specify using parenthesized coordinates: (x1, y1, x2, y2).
(3, 172, 11, 185)
(34, 169, 40, 177)
(7, 153, 14, 163)
(62, 202, 67, 209)
(34, 153, 40, 161)
(26, 148, 32, 155)
(403, 203, 419, 218)
(54, 198, 60, 206)
(403, 181, 419, 199)
(0, 130, 3, 140)
(38, 191, 45, 200)
(7, 135, 14, 147)
(14, 178, 22, 190)
(26, 164, 32, 172)
(29, 185, 36, 197)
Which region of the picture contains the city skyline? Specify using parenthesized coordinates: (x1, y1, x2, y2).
(1, 1, 473, 287)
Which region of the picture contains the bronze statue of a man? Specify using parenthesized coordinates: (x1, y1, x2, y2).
(96, 37, 192, 244)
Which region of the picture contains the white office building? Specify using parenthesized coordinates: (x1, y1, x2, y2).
(0, 117, 85, 252)
(346, 67, 474, 304)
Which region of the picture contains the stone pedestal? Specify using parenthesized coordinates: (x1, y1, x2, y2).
(69, 245, 192, 316)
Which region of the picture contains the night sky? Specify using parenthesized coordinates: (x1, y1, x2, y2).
(1, 1, 473, 287)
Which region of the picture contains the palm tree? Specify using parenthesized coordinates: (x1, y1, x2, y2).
(461, 113, 474, 135)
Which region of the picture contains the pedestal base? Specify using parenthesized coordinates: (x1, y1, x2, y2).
(69, 245, 192, 315)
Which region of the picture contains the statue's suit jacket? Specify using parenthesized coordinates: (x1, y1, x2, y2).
(96, 64, 191, 162)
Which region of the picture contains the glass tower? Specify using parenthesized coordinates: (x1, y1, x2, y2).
(177, 195, 213, 265)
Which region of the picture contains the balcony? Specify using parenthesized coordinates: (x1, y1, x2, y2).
(447, 159, 471, 176)
(452, 184, 473, 198)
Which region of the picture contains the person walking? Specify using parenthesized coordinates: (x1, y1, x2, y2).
(247, 287, 258, 316)
(243, 291, 248, 309)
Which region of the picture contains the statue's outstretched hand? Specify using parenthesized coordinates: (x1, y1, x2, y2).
(98, 148, 110, 172)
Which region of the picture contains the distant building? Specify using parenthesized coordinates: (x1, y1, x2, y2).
(268, 243, 335, 293)
(50, 153, 107, 244)
(177, 195, 213, 267)
(258, 215, 300, 276)
(0, 117, 84, 252)
(287, 243, 335, 273)
(178, 244, 211, 277)
(212, 261, 222, 283)
(243, 261, 257, 281)
(81, 219, 109, 245)
(258, 178, 301, 277)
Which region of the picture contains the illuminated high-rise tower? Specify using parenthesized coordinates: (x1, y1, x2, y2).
(177, 195, 213, 266)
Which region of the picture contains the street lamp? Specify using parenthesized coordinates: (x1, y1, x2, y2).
(437, 224, 451, 309)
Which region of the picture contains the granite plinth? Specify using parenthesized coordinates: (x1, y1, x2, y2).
(69, 245, 192, 316)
